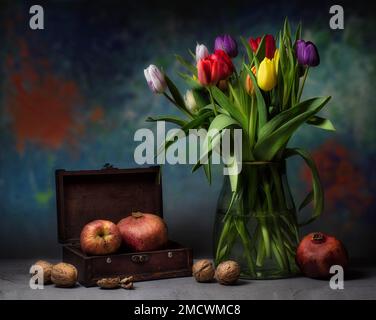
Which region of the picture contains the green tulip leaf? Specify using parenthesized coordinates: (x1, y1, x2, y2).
(210, 86, 247, 129)
(240, 36, 254, 65)
(294, 21, 302, 44)
(203, 162, 212, 185)
(156, 111, 212, 156)
(175, 54, 197, 74)
(146, 115, 187, 127)
(298, 191, 314, 211)
(192, 114, 241, 173)
(177, 72, 201, 89)
(254, 96, 331, 160)
(283, 148, 324, 226)
(306, 116, 336, 131)
(164, 75, 190, 116)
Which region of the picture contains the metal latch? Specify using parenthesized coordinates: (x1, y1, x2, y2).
(131, 254, 149, 263)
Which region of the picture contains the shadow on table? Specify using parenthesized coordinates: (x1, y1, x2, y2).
(345, 268, 370, 281)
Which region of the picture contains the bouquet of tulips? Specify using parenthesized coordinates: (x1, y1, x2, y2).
(144, 19, 333, 278)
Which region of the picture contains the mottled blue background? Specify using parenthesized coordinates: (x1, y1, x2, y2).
(0, 0, 375, 261)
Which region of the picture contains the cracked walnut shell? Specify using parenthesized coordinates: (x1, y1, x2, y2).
(120, 276, 134, 290)
(215, 260, 240, 285)
(192, 259, 215, 282)
(97, 277, 120, 289)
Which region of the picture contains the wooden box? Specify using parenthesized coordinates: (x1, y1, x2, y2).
(55, 165, 193, 287)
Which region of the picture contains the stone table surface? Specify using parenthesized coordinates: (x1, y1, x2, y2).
(0, 259, 375, 300)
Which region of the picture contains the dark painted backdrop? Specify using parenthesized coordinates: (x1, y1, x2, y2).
(0, 0, 375, 261)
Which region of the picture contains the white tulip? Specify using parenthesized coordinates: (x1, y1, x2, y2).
(195, 44, 209, 62)
(144, 64, 167, 94)
(184, 90, 197, 113)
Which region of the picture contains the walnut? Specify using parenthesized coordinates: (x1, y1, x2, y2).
(51, 263, 78, 287)
(192, 259, 215, 282)
(32, 260, 53, 284)
(215, 260, 240, 285)
(120, 276, 134, 290)
(97, 277, 120, 289)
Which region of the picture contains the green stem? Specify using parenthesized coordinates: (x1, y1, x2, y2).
(255, 224, 266, 267)
(263, 174, 290, 272)
(248, 98, 257, 149)
(215, 216, 233, 263)
(258, 200, 271, 259)
(208, 86, 218, 116)
(270, 165, 297, 262)
(234, 218, 256, 276)
(297, 67, 309, 102)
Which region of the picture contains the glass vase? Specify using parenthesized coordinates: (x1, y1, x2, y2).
(213, 161, 300, 279)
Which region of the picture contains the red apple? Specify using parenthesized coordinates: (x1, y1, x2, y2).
(80, 220, 122, 255)
(117, 212, 168, 252)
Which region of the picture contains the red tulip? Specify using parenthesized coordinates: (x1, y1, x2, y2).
(249, 36, 261, 52)
(197, 50, 234, 86)
(211, 49, 234, 78)
(197, 58, 220, 86)
(249, 34, 276, 59)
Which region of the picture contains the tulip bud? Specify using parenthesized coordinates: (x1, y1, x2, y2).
(295, 40, 320, 67)
(245, 66, 257, 95)
(257, 58, 277, 91)
(214, 34, 238, 58)
(195, 44, 209, 62)
(184, 90, 197, 113)
(144, 65, 167, 94)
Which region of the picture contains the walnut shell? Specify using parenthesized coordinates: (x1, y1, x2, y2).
(192, 259, 215, 282)
(215, 260, 240, 285)
(32, 260, 53, 284)
(97, 277, 120, 289)
(120, 276, 134, 290)
(121, 282, 134, 290)
(51, 263, 78, 287)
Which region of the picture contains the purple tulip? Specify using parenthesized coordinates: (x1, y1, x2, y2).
(295, 40, 320, 67)
(214, 34, 238, 58)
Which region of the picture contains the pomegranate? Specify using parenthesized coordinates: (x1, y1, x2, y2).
(117, 212, 168, 252)
(296, 232, 349, 279)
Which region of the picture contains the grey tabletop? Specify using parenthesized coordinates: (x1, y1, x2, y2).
(0, 259, 375, 300)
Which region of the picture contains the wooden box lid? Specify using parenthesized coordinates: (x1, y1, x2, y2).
(55, 165, 163, 244)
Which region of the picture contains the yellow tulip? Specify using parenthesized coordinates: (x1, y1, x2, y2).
(273, 49, 279, 74)
(257, 57, 277, 91)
